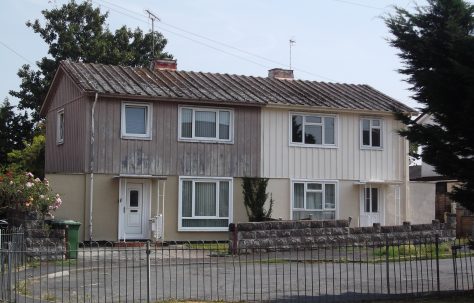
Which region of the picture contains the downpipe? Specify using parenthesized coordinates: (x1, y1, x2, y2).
(89, 93, 98, 242)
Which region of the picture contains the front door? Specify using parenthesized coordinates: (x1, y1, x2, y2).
(360, 186, 383, 227)
(120, 180, 150, 239)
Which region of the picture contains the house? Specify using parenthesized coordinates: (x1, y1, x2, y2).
(40, 59, 417, 242)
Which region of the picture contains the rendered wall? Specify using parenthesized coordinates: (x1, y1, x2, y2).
(409, 181, 436, 224)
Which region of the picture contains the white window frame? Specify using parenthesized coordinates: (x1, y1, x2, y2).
(290, 179, 339, 220)
(289, 112, 338, 148)
(360, 117, 383, 149)
(178, 176, 233, 231)
(56, 108, 64, 145)
(121, 102, 152, 140)
(178, 106, 234, 143)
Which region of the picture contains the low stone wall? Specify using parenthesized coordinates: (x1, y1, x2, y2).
(229, 214, 457, 253)
(20, 220, 66, 260)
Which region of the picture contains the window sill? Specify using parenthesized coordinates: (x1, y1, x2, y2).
(178, 227, 229, 232)
(121, 135, 152, 141)
(289, 143, 337, 149)
(56, 141, 64, 146)
(360, 146, 384, 151)
(178, 138, 234, 144)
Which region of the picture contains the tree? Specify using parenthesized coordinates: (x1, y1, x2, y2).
(385, 0, 474, 210)
(0, 98, 33, 165)
(7, 134, 46, 179)
(242, 177, 274, 222)
(10, 0, 172, 122)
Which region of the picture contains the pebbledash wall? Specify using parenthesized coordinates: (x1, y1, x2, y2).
(229, 214, 457, 253)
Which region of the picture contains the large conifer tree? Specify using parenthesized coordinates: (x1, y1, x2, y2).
(386, 0, 474, 210)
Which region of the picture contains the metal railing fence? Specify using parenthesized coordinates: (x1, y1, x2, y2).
(0, 235, 473, 302)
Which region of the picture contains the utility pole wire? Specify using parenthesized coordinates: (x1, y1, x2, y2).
(145, 9, 160, 59)
(0, 41, 35, 65)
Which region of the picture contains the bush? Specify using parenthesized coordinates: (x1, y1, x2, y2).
(242, 177, 274, 222)
(0, 171, 61, 218)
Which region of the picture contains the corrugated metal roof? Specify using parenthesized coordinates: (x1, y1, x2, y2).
(61, 60, 413, 113)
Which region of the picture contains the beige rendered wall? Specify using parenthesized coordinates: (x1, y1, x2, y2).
(46, 173, 86, 241)
(408, 182, 436, 224)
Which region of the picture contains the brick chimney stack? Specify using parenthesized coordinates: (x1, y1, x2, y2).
(150, 59, 177, 71)
(268, 68, 294, 80)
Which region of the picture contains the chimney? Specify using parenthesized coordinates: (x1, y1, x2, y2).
(150, 59, 177, 71)
(268, 68, 294, 80)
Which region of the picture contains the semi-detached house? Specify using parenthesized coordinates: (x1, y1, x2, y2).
(41, 59, 415, 242)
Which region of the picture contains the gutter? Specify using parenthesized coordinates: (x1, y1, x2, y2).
(89, 93, 98, 241)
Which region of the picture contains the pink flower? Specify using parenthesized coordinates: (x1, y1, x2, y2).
(39, 195, 45, 199)
(26, 172, 34, 178)
(34, 178, 41, 183)
(25, 182, 33, 188)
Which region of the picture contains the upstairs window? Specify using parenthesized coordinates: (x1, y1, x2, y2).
(179, 107, 232, 142)
(291, 114, 336, 146)
(361, 118, 382, 148)
(121, 102, 152, 139)
(292, 181, 337, 220)
(56, 108, 64, 145)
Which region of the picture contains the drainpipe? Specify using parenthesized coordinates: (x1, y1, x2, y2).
(89, 93, 98, 241)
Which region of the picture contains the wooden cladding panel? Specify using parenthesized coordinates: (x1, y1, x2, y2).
(261, 108, 407, 181)
(92, 100, 260, 177)
(45, 76, 87, 174)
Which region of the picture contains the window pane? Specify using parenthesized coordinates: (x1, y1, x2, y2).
(292, 115, 303, 143)
(324, 117, 335, 144)
(372, 119, 380, 127)
(293, 183, 304, 208)
(371, 188, 378, 212)
(362, 119, 370, 146)
(195, 182, 216, 216)
(305, 116, 321, 123)
(195, 111, 216, 138)
(181, 108, 192, 138)
(307, 183, 322, 190)
(306, 192, 322, 209)
(305, 125, 322, 144)
(125, 106, 147, 134)
(182, 181, 192, 217)
(182, 219, 228, 228)
(129, 190, 139, 207)
(219, 111, 230, 140)
(325, 184, 336, 209)
(371, 128, 381, 147)
(365, 188, 371, 212)
(219, 181, 229, 217)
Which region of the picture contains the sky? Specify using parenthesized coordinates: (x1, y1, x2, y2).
(0, 0, 440, 110)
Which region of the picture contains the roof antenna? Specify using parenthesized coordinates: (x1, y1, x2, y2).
(289, 38, 296, 70)
(145, 9, 161, 59)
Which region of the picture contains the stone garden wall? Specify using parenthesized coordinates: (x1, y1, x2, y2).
(22, 219, 66, 259)
(229, 214, 457, 253)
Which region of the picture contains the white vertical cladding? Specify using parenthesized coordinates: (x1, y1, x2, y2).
(261, 107, 405, 181)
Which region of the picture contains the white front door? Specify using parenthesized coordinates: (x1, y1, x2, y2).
(360, 186, 383, 227)
(120, 180, 150, 239)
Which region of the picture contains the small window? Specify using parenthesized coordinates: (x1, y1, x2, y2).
(179, 107, 233, 142)
(121, 102, 152, 139)
(361, 118, 382, 148)
(179, 178, 232, 231)
(364, 187, 379, 213)
(292, 181, 337, 220)
(291, 114, 336, 146)
(56, 109, 64, 144)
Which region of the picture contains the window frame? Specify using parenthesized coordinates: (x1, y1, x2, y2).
(360, 117, 383, 149)
(289, 112, 338, 148)
(290, 179, 339, 220)
(178, 106, 234, 143)
(121, 101, 153, 140)
(56, 108, 65, 145)
(178, 176, 233, 232)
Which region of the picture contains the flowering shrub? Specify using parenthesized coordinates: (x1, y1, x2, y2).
(0, 171, 62, 217)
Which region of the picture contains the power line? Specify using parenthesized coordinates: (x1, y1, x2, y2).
(0, 41, 35, 65)
(330, 0, 384, 10)
(94, 0, 337, 81)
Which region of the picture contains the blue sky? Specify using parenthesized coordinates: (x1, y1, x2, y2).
(0, 0, 439, 109)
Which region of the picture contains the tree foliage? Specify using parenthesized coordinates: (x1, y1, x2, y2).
(385, 0, 474, 210)
(10, 0, 172, 122)
(7, 134, 46, 179)
(242, 177, 274, 222)
(0, 98, 33, 165)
